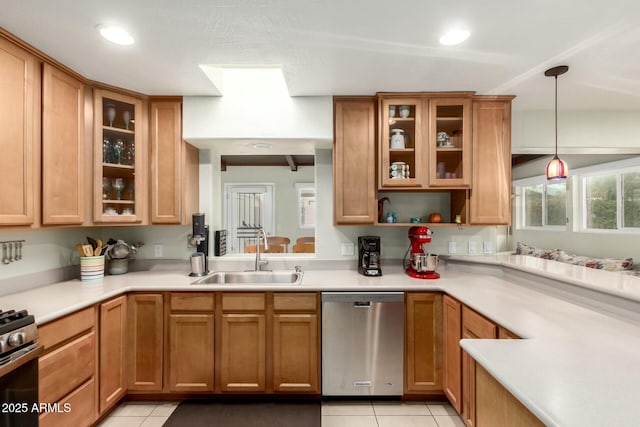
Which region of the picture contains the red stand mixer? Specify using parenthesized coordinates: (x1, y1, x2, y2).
(404, 226, 440, 279)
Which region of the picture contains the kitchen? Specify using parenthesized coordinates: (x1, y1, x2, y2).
(2, 1, 640, 426)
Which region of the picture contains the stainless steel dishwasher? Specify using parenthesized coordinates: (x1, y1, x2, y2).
(322, 292, 404, 396)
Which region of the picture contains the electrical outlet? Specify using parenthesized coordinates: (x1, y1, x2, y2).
(483, 241, 493, 254)
(341, 243, 355, 256)
(154, 244, 163, 257)
(448, 241, 457, 254)
(468, 240, 477, 254)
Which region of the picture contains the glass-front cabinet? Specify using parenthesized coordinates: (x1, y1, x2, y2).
(379, 97, 423, 188)
(428, 98, 471, 187)
(94, 89, 145, 223)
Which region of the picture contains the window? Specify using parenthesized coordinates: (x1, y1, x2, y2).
(580, 167, 640, 231)
(516, 178, 567, 229)
(296, 183, 315, 229)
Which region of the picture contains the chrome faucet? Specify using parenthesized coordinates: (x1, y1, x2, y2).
(255, 228, 269, 271)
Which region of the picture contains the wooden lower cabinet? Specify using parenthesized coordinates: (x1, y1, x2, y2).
(272, 313, 319, 393)
(443, 295, 462, 413)
(128, 293, 164, 391)
(38, 307, 96, 427)
(404, 293, 443, 394)
(99, 296, 127, 413)
(475, 364, 544, 427)
(461, 306, 497, 427)
(169, 313, 215, 392)
(219, 313, 266, 392)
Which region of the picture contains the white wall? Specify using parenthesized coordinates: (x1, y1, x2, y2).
(183, 96, 333, 141)
(512, 110, 640, 154)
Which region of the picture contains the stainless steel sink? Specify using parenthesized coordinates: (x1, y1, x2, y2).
(191, 270, 303, 285)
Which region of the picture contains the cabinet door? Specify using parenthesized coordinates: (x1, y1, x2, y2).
(128, 294, 164, 391)
(470, 99, 513, 225)
(272, 313, 319, 393)
(461, 306, 497, 427)
(219, 313, 266, 392)
(93, 89, 146, 223)
(428, 98, 472, 187)
(379, 97, 424, 188)
(333, 97, 376, 224)
(42, 63, 84, 224)
(150, 99, 182, 224)
(405, 293, 442, 394)
(443, 295, 462, 414)
(0, 37, 40, 225)
(169, 313, 214, 392)
(99, 296, 127, 413)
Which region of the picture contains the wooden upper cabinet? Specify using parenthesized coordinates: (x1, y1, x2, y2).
(42, 63, 84, 225)
(0, 37, 40, 226)
(93, 89, 146, 223)
(333, 97, 376, 224)
(150, 98, 182, 223)
(427, 97, 472, 188)
(379, 97, 424, 189)
(470, 97, 514, 225)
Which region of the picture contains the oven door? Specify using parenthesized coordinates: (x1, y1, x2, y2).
(0, 344, 42, 427)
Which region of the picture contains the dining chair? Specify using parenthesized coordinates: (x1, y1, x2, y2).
(295, 236, 315, 245)
(292, 242, 315, 253)
(267, 236, 291, 252)
(244, 244, 285, 253)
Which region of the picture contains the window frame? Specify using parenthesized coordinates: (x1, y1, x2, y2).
(514, 175, 567, 231)
(576, 158, 640, 234)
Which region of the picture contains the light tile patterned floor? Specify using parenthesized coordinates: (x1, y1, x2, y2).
(100, 400, 465, 427)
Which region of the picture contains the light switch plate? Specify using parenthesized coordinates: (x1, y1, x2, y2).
(154, 244, 163, 257)
(483, 241, 493, 254)
(468, 240, 477, 254)
(341, 243, 355, 256)
(448, 241, 457, 254)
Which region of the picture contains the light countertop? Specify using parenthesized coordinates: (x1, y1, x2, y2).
(3, 255, 640, 426)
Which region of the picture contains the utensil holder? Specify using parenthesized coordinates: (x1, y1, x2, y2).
(80, 255, 105, 281)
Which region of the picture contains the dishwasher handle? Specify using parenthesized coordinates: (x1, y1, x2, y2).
(353, 301, 371, 308)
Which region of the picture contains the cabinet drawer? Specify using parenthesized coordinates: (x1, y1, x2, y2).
(462, 306, 497, 339)
(171, 293, 215, 312)
(273, 293, 317, 312)
(39, 377, 96, 427)
(39, 331, 96, 404)
(221, 293, 265, 312)
(39, 306, 94, 350)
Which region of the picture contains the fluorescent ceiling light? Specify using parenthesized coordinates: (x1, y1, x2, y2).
(439, 28, 470, 46)
(98, 25, 135, 46)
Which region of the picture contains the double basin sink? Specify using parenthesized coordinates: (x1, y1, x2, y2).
(191, 269, 303, 285)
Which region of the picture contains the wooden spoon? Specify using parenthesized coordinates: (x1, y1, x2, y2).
(75, 243, 85, 257)
(82, 244, 94, 257)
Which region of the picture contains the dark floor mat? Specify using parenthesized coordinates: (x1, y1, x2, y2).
(163, 399, 321, 427)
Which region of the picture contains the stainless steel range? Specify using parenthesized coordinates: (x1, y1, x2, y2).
(0, 309, 41, 426)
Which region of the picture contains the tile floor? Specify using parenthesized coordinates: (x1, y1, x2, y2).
(99, 400, 465, 427)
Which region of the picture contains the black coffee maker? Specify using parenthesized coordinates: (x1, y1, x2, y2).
(358, 236, 382, 276)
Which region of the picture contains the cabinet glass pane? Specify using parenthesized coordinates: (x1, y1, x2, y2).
(101, 97, 136, 216)
(387, 103, 416, 181)
(435, 105, 464, 180)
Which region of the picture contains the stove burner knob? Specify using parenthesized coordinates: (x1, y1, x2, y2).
(7, 332, 25, 347)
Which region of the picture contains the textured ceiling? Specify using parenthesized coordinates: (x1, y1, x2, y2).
(2, 0, 640, 110)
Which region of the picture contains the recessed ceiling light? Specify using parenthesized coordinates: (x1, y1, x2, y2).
(439, 28, 470, 46)
(97, 25, 135, 46)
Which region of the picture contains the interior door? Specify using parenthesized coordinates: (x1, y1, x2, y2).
(224, 183, 275, 253)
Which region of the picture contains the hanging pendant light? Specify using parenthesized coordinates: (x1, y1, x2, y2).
(545, 65, 569, 181)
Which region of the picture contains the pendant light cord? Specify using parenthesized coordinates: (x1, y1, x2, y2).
(554, 75, 558, 158)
